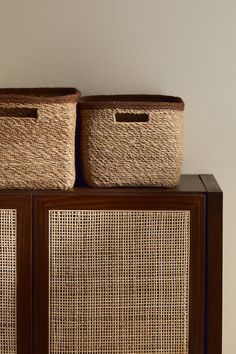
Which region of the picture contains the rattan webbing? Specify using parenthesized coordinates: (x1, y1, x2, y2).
(0, 209, 17, 354)
(49, 210, 190, 354)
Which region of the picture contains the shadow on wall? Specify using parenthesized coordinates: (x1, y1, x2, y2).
(75, 107, 86, 187)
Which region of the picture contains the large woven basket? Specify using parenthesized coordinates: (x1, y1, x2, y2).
(79, 95, 185, 187)
(0, 88, 80, 189)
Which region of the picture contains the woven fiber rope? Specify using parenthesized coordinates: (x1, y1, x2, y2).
(79, 95, 184, 187)
(0, 88, 80, 189)
(49, 209, 190, 354)
(0, 209, 17, 354)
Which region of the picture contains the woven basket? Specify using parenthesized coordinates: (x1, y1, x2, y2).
(79, 95, 185, 187)
(0, 88, 80, 189)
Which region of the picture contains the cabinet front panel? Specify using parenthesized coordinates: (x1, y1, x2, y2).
(0, 209, 17, 354)
(48, 210, 190, 354)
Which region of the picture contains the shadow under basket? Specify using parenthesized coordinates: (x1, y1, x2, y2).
(79, 94, 185, 187)
(0, 88, 80, 190)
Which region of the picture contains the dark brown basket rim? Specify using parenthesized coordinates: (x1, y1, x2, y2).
(0, 87, 80, 104)
(79, 94, 184, 111)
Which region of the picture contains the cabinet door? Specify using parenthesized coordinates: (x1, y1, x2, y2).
(0, 193, 32, 354)
(34, 192, 205, 354)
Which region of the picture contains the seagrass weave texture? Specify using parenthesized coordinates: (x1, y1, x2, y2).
(49, 210, 190, 354)
(0, 88, 79, 189)
(80, 95, 184, 187)
(0, 209, 17, 354)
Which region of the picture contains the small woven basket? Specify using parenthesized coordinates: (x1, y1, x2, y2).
(79, 94, 185, 187)
(0, 88, 80, 189)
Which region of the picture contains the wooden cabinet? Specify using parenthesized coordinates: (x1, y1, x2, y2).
(0, 175, 222, 354)
(0, 193, 32, 354)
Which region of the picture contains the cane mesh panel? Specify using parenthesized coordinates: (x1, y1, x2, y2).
(49, 210, 190, 354)
(0, 209, 17, 354)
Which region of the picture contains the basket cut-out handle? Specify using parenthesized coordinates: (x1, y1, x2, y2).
(0, 107, 38, 119)
(115, 112, 149, 123)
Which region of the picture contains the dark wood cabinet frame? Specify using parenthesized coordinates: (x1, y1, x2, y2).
(200, 175, 223, 354)
(0, 193, 32, 354)
(0, 174, 222, 354)
(33, 175, 214, 354)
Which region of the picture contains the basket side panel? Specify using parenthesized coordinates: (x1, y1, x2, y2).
(0, 102, 77, 189)
(81, 108, 183, 187)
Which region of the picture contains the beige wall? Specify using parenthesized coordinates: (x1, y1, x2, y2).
(0, 0, 235, 352)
